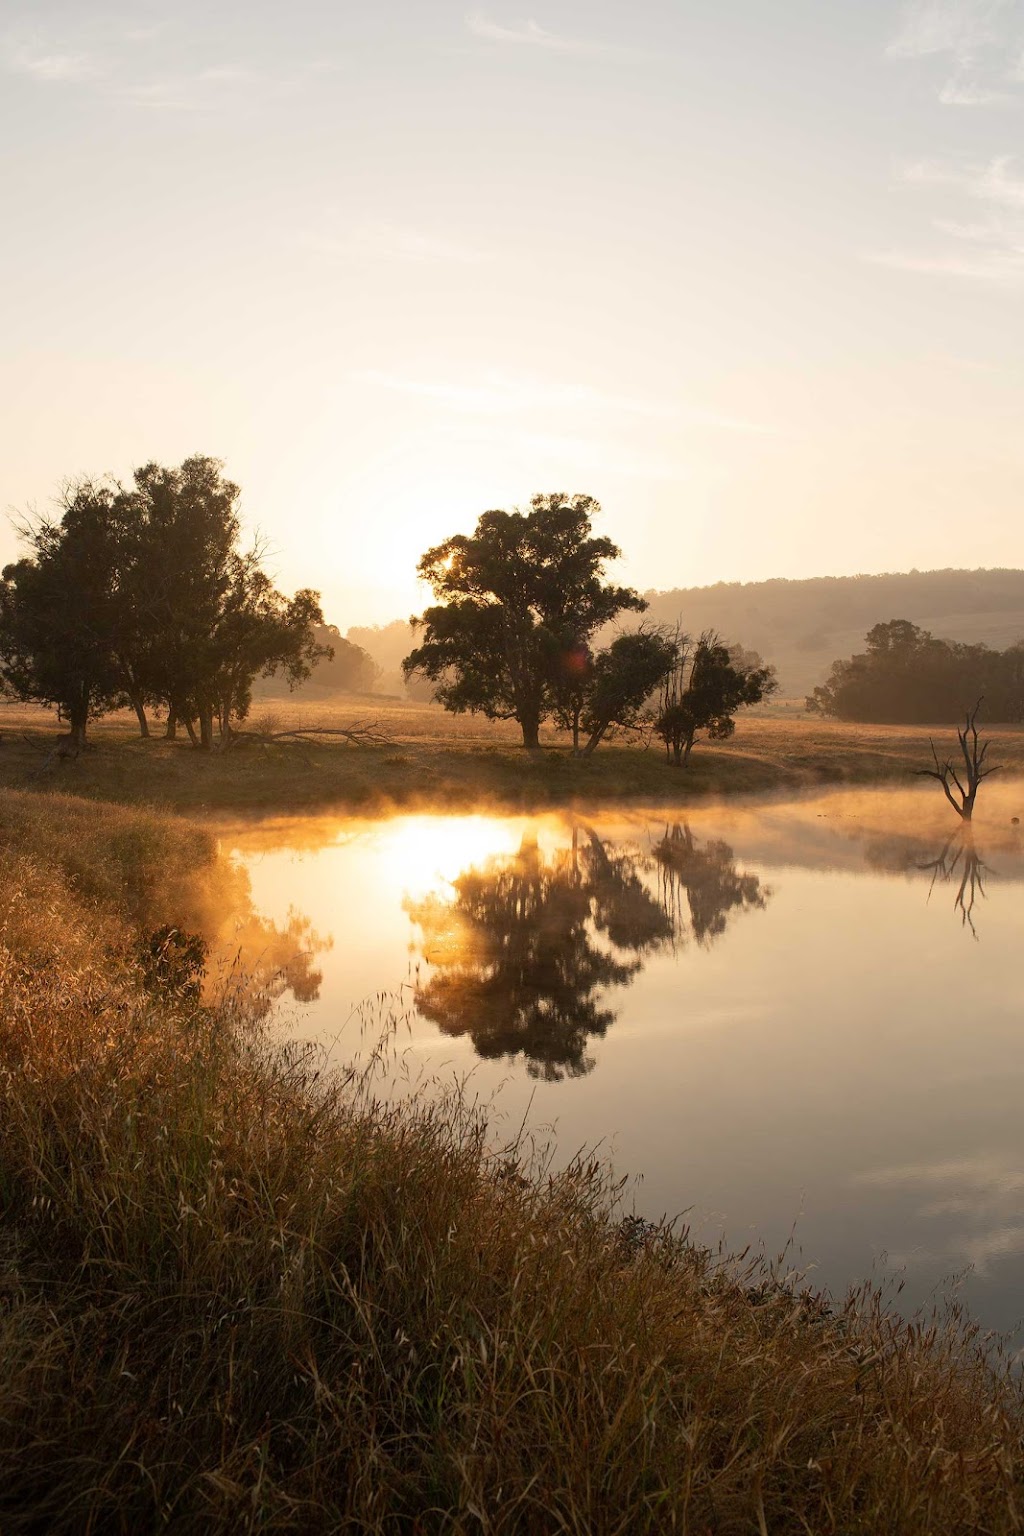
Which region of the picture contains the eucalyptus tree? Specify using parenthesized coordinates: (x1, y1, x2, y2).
(0, 481, 127, 749)
(120, 456, 330, 746)
(0, 455, 330, 750)
(403, 493, 646, 748)
(654, 629, 778, 766)
(554, 629, 676, 756)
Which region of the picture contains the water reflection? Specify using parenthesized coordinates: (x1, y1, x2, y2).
(221, 780, 1024, 1334)
(918, 830, 992, 939)
(203, 858, 331, 1015)
(863, 828, 995, 937)
(653, 825, 769, 945)
(406, 824, 768, 1079)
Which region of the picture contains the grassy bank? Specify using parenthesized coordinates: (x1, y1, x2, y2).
(4, 698, 1024, 817)
(1, 789, 1024, 1532)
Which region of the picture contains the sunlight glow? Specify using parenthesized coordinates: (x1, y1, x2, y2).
(371, 814, 533, 903)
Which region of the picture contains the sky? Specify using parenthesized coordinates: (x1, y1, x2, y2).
(1, 0, 1022, 627)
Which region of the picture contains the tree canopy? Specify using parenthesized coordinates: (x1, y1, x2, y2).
(0, 456, 330, 748)
(653, 630, 778, 766)
(807, 620, 1024, 723)
(0, 482, 127, 748)
(403, 493, 646, 748)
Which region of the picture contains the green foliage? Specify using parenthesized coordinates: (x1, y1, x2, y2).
(404, 493, 645, 747)
(0, 457, 330, 748)
(654, 630, 778, 766)
(0, 483, 129, 744)
(553, 630, 677, 755)
(807, 619, 1024, 723)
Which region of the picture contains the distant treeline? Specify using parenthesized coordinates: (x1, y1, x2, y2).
(256, 624, 378, 697)
(806, 620, 1024, 723)
(341, 569, 1024, 701)
(640, 569, 1024, 697)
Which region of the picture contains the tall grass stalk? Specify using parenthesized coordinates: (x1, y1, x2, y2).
(0, 790, 1022, 1532)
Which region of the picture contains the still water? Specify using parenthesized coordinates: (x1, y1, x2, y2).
(218, 781, 1024, 1334)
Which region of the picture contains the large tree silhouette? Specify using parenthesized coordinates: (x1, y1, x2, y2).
(403, 494, 645, 749)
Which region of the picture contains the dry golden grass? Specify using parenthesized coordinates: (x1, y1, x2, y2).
(4, 697, 1023, 819)
(1, 789, 1024, 1531)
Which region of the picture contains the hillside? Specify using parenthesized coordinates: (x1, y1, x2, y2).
(330, 569, 1024, 703)
(640, 568, 1024, 698)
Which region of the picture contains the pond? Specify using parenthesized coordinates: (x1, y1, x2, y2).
(217, 779, 1024, 1335)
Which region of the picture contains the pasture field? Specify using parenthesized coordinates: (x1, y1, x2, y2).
(2, 695, 1022, 817)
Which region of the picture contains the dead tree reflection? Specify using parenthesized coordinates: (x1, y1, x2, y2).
(407, 823, 768, 1078)
(918, 830, 991, 940)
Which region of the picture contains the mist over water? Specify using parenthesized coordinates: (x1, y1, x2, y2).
(215, 780, 1024, 1334)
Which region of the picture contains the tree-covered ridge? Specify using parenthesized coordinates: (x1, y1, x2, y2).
(640, 569, 1024, 697)
(807, 620, 1024, 723)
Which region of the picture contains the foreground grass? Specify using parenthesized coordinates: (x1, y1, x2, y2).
(1, 790, 1024, 1532)
(4, 698, 1024, 817)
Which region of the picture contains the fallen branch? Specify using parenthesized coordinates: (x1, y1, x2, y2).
(224, 721, 394, 750)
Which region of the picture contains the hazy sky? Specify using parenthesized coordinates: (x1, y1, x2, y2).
(1, 1, 1022, 626)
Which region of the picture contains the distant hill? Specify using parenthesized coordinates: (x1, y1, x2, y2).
(327, 569, 1024, 704)
(640, 569, 1024, 698)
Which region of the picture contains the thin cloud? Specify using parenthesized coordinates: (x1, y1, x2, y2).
(886, 0, 1015, 62)
(866, 244, 1024, 284)
(938, 73, 1012, 101)
(878, 153, 1024, 283)
(355, 369, 773, 434)
(886, 0, 1024, 106)
(899, 153, 1024, 209)
(4, 44, 99, 82)
(851, 1154, 1024, 1276)
(113, 66, 262, 112)
(466, 11, 606, 55)
(3, 22, 302, 110)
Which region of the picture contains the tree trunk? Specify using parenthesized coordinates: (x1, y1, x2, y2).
(198, 705, 215, 750)
(183, 716, 199, 747)
(164, 709, 178, 741)
(67, 706, 88, 753)
(130, 693, 150, 738)
(520, 713, 541, 750)
(571, 708, 581, 756)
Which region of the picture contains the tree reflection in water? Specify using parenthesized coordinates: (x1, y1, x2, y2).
(407, 823, 768, 1079)
(918, 829, 991, 940)
(864, 827, 994, 938)
(206, 858, 331, 1018)
(652, 825, 769, 945)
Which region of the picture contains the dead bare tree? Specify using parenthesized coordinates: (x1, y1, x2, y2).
(917, 699, 999, 821)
